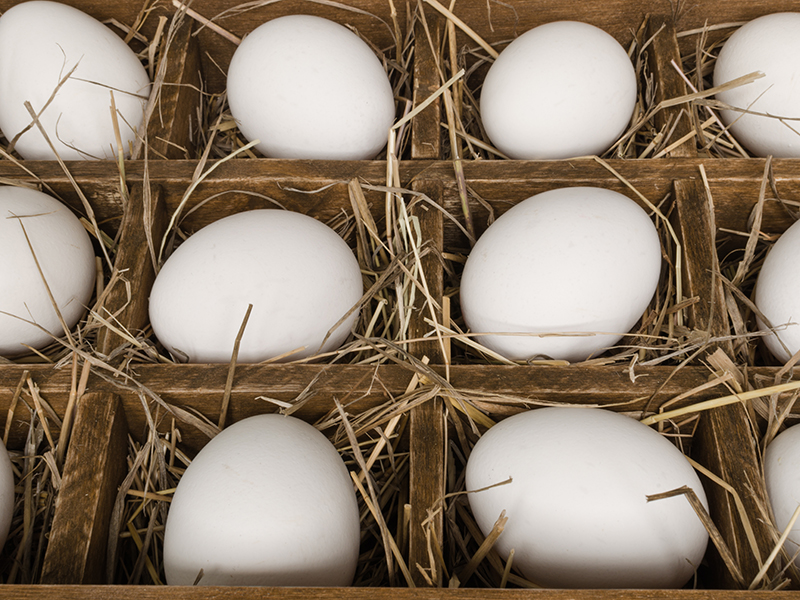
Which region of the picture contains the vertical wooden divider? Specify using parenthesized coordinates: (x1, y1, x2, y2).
(40, 393, 129, 583)
(408, 9, 447, 587)
(648, 16, 777, 588)
(43, 18, 200, 584)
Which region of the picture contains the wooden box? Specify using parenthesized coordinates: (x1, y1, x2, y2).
(1, 0, 800, 598)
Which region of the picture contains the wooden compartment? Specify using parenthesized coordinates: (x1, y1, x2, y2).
(1, 0, 800, 598)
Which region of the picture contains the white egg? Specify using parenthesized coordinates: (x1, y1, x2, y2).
(480, 21, 637, 159)
(714, 13, 800, 157)
(466, 407, 709, 588)
(755, 219, 800, 363)
(765, 423, 800, 566)
(164, 414, 361, 586)
(459, 187, 662, 362)
(0, 1, 151, 160)
(0, 441, 15, 551)
(0, 186, 96, 356)
(149, 209, 363, 363)
(227, 14, 395, 160)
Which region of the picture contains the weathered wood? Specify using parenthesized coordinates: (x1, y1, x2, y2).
(694, 402, 779, 589)
(142, 14, 202, 160)
(40, 393, 129, 584)
(672, 176, 777, 588)
(408, 179, 446, 585)
(0, 585, 799, 599)
(646, 16, 697, 158)
(96, 183, 168, 356)
(0, 363, 787, 451)
(411, 11, 442, 159)
(673, 179, 729, 348)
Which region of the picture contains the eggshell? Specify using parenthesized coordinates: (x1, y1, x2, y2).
(754, 218, 800, 363)
(480, 21, 637, 159)
(714, 13, 800, 157)
(0, 441, 15, 552)
(0, 186, 96, 356)
(459, 187, 662, 362)
(466, 407, 709, 588)
(149, 209, 363, 363)
(0, 1, 151, 160)
(163, 414, 361, 586)
(764, 423, 800, 566)
(227, 14, 395, 160)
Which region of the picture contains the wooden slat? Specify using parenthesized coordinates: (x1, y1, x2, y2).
(0, 585, 800, 599)
(672, 177, 776, 587)
(408, 178, 446, 586)
(40, 393, 129, 584)
(96, 183, 168, 356)
(141, 15, 201, 160)
(411, 11, 442, 159)
(646, 16, 697, 159)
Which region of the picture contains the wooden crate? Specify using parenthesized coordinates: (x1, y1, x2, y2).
(1, 0, 800, 597)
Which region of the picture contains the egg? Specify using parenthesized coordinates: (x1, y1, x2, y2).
(754, 217, 800, 363)
(764, 423, 800, 566)
(163, 414, 361, 586)
(226, 15, 396, 160)
(149, 209, 363, 363)
(479, 21, 637, 159)
(466, 407, 709, 588)
(0, 1, 151, 160)
(0, 185, 96, 356)
(0, 441, 15, 551)
(459, 187, 662, 363)
(714, 13, 800, 157)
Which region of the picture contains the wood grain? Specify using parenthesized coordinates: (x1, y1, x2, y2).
(96, 183, 167, 356)
(142, 14, 201, 160)
(408, 178, 446, 585)
(0, 585, 798, 599)
(40, 393, 129, 584)
(646, 16, 697, 159)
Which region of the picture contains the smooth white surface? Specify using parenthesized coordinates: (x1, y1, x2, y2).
(714, 13, 800, 157)
(227, 14, 395, 160)
(0, 441, 15, 552)
(163, 414, 361, 586)
(480, 21, 637, 159)
(466, 407, 709, 589)
(0, 1, 151, 160)
(755, 218, 800, 363)
(0, 186, 96, 356)
(459, 187, 662, 362)
(765, 424, 800, 566)
(149, 209, 363, 363)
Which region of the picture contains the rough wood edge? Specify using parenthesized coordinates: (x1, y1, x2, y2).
(40, 392, 129, 584)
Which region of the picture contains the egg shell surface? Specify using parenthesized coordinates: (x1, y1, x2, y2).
(714, 13, 800, 157)
(227, 14, 395, 160)
(0, 441, 15, 552)
(148, 209, 363, 363)
(163, 414, 361, 586)
(459, 187, 662, 362)
(754, 218, 800, 363)
(0, 1, 151, 160)
(466, 407, 709, 588)
(765, 423, 800, 566)
(479, 21, 637, 159)
(0, 186, 96, 356)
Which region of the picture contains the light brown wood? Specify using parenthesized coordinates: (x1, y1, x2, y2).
(40, 393, 129, 584)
